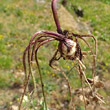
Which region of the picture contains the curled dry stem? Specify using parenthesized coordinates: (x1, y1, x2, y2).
(49, 50, 75, 110)
(20, 33, 58, 109)
(61, 71, 75, 110)
(73, 34, 97, 87)
(79, 66, 87, 110)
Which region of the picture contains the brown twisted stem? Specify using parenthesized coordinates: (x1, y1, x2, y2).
(79, 67, 86, 110)
(23, 41, 35, 81)
(31, 34, 62, 61)
(23, 38, 49, 82)
(19, 40, 44, 110)
(49, 49, 61, 68)
(73, 33, 97, 87)
(20, 33, 59, 109)
(23, 31, 64, 82)
(78, 37, 95, 77)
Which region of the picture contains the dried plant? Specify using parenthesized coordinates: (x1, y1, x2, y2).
(19, 0, 104, 110)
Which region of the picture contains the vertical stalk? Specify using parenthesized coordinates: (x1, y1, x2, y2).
(51, 0, 62, 34)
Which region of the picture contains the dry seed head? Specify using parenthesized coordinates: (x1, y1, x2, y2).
(59, 39, 77, 59)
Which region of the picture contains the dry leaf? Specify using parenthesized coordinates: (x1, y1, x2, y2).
(79, 95, 89, 104)
(87, 76, 104, 88)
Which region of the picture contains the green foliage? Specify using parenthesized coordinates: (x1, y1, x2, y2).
(45, 81, 58, 92)
(0, 56, 12, 69)
(66, 0, 110, 41)
(40, 101, 48, 110)
(76, 105, 84, 110)
(0, 40, 6, 53)
(0, 75, 10, 88)
(97, 0, 110, 4)
(0, 73, 13, 88)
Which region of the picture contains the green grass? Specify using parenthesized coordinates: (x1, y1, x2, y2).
(0, 56, 12, 69)
(0, 72, 13, 88)
(97, 0, 110, 4)
(66, 0, 110, 41)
